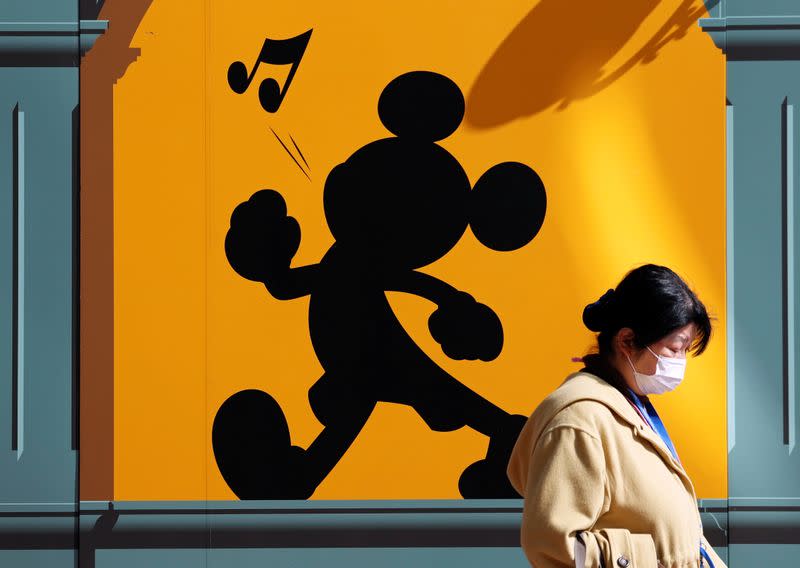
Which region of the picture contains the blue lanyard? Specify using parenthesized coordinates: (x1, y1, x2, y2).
(626, 389, 714, 568)
(700, 545, 715, 567)
(625, 388, 680, 463)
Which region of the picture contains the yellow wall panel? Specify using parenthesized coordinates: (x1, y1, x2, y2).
(95, 0, 726, 500)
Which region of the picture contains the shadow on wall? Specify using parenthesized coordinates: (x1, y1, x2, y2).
(466, 0, 711, 128)
(79, 0, 154, 501)
(80, 0, 107, 20)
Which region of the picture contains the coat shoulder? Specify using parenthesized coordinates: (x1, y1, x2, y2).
(530, 371, 633, 438)
(508, 371, 633, 495)
(545, 398, 616, 434)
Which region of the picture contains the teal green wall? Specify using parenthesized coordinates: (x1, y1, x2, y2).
(699, 0, 800, 565)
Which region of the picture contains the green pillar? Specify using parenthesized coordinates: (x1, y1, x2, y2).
(0, 1, 105, 566)
(701, 1, 800, 565)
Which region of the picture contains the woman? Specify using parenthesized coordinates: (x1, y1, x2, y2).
(507, 265, 727, 568)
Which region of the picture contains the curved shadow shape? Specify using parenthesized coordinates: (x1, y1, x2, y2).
(466, 0, 709, 128)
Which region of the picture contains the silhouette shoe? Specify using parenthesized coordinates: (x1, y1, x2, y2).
(212, 389, 313, 499)
(458, 414, 528, 498)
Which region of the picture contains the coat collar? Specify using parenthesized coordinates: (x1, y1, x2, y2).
(538, 372, 693, 484)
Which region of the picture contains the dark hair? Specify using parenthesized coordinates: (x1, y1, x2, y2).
(582, 264, 712, 358)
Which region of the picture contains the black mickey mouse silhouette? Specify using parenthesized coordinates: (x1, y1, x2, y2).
(213, 71, 547, 499)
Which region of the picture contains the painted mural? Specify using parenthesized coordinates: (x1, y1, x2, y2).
(79, 0, 727, 501)
(214, 69, 547, 498)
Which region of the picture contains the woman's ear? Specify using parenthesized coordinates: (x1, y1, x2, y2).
(615, 327, 636, 358)
(468, 162, 546, 251)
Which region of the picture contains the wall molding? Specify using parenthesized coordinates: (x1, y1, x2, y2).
(0, 21, 107, 62)
(700, 16, 800, 58)
(0, 499, 739, 551)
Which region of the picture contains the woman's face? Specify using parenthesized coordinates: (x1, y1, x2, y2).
(631, 322, 697, 375)
(615, 322, 697, 394)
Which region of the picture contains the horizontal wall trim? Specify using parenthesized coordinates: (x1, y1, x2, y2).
(68, 500, 528, 549)
(0, 20, 107, 59)
(699, 16, 800, 58)
(0, 499, 734, 550)
(700, 16, 800, 30)
(728, 497, 800, 507)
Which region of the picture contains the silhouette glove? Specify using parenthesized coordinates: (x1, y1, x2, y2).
(428, 291, 503, 361)
(225, 189, 300, 283)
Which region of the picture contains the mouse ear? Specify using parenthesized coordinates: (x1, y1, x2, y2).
(378, 71, 464, 141)
(468, 162, 546, 251)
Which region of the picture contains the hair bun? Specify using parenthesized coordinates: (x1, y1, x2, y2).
(582, 288, 616, 332)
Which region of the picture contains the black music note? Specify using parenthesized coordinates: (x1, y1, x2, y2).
(228, 30, 313, 113)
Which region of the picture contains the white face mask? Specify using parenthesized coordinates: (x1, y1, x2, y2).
(625, 346, 686, 395)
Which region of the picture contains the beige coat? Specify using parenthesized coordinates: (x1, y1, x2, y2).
(507, 371, 727, 568)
